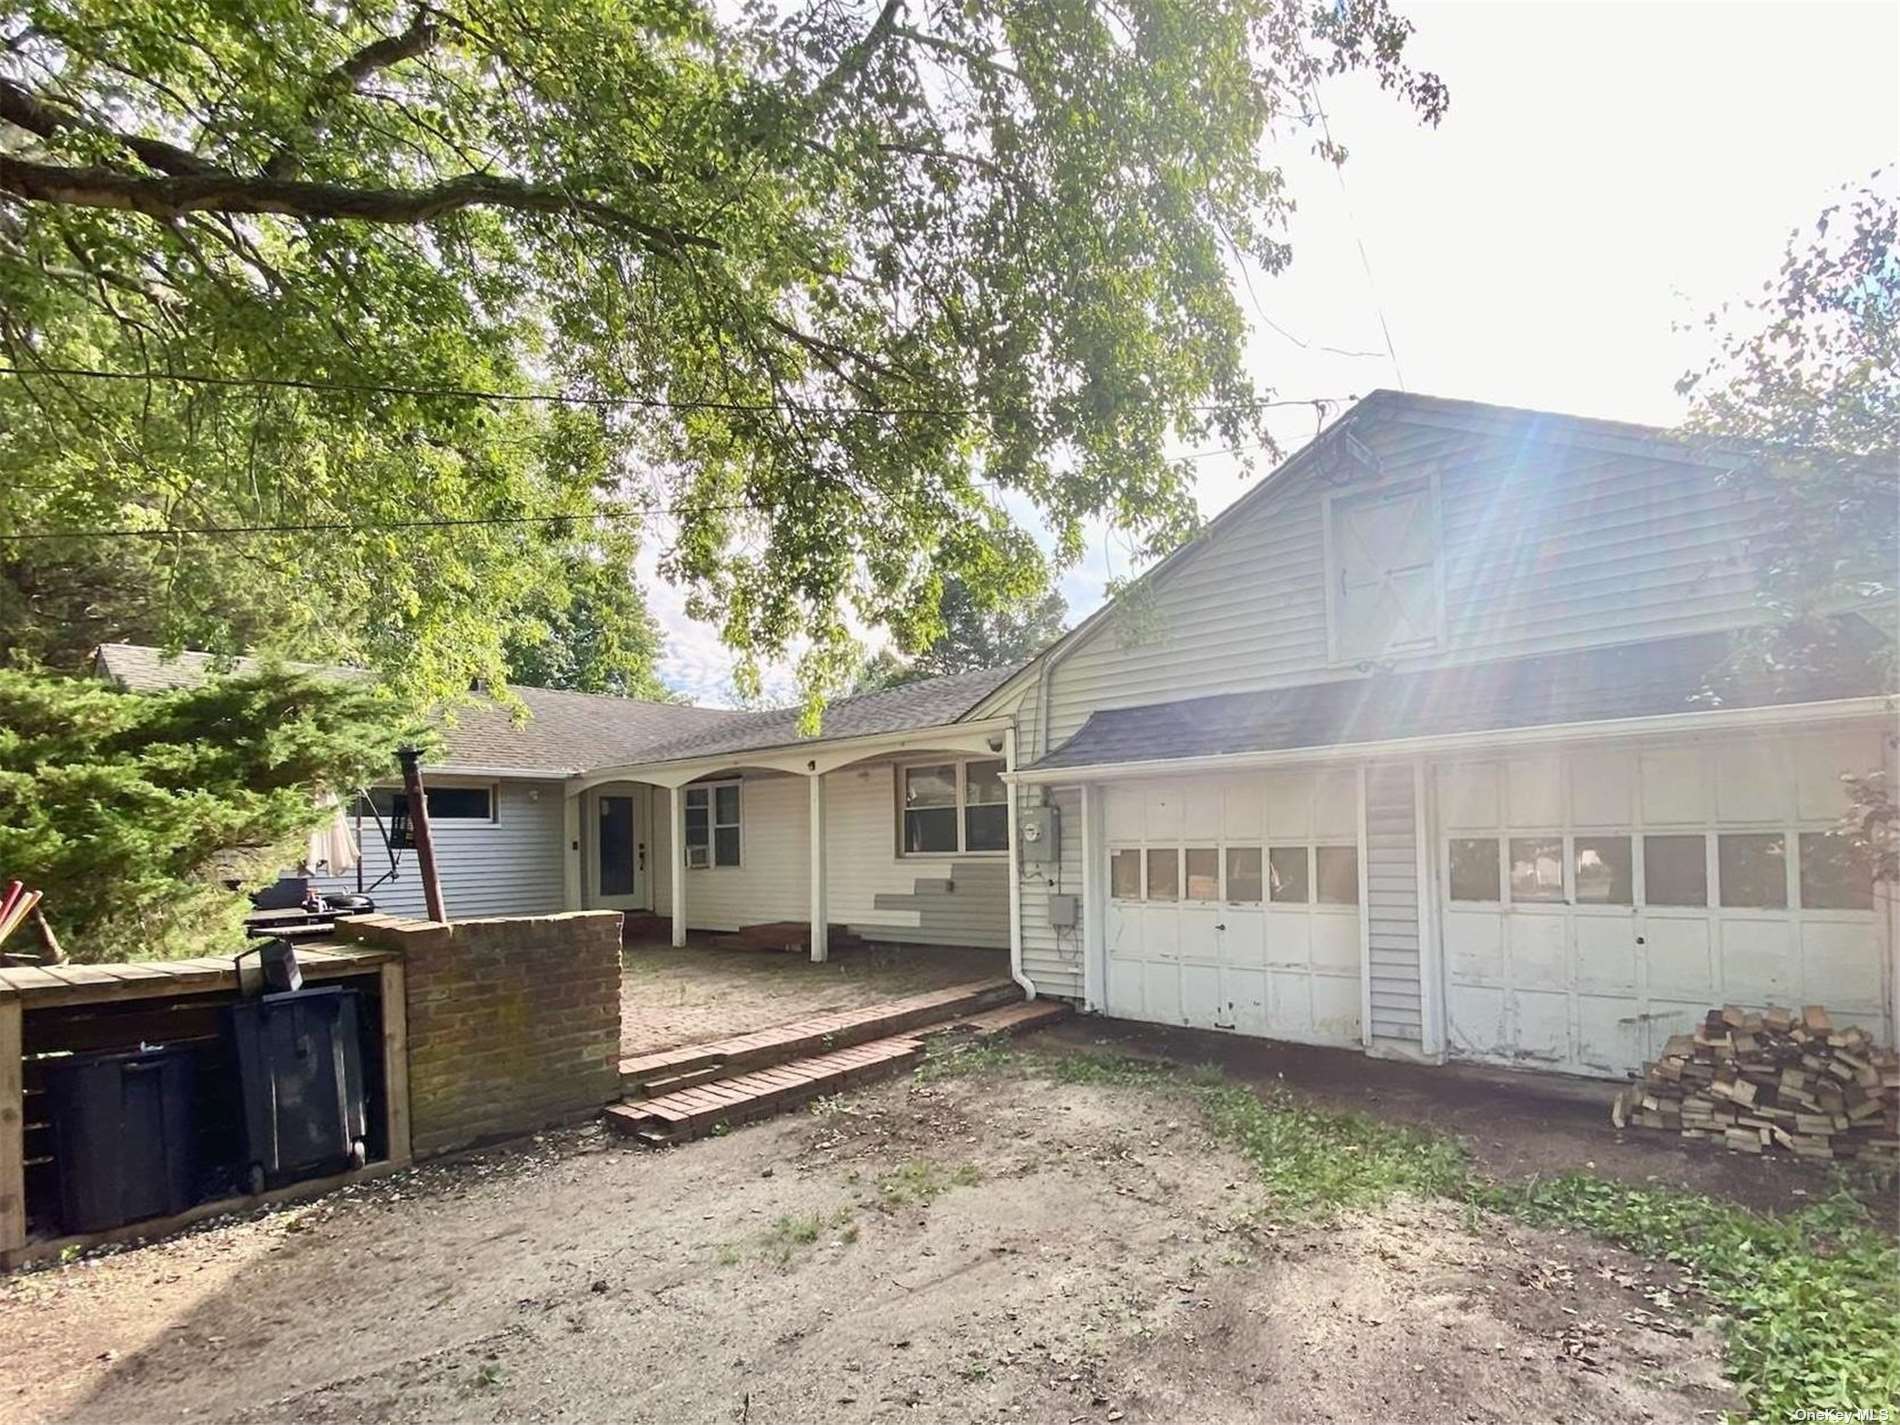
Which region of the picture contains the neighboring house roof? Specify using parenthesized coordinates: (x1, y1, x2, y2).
(92, 643, 1014, 776)
(621, 664, 1022, 768)
(1028, 628, 1894, 773)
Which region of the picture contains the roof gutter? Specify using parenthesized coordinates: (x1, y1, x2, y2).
(1004, 695, 1895, 785)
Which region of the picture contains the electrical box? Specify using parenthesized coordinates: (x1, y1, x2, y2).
(1048, 893, 1078, 929)
(1019, 804, 1060, 863)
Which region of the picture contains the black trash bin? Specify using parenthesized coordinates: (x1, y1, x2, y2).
(223, 987, 368, 1194)
(42, 1045, 199, 1233)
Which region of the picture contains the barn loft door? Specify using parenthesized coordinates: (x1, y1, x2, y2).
(1331, 483, 1439, 663)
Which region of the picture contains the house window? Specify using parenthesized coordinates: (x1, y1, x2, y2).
(1146, 848, 1179, 901)
(685, 781, 741, 868)
(1268, 846, 1309, 903)
(901, 758, 1009, 855)
(1110, 848, 1142, 899)
(1327, 481, 1441, 663)
(359, 783, 496, 846)
(1184, 847, 1219, 901)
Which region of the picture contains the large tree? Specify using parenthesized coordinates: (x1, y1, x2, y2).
(854, 574, 1066, 690)
(1679, 172, 1899, 879)
(0, 0, 1444, 719)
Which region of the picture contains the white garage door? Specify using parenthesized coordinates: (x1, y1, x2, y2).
(1438, 729, 1890, 1078)
(1102, 772, 1363, 1047)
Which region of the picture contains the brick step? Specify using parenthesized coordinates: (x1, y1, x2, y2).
(633, 1062, 733, 1099)
(604, 1035, 926, 1145)
(949, 1000, 1073, 1040)
(618, 977, 1019, 1094)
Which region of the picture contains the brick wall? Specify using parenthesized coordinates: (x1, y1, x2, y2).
(336, 911, 622, 1158)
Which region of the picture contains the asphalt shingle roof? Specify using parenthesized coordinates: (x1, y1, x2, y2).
(626, 664, 1021, 767)
(92, 644, 1012, 776)
(1029, 627, 1893, 773)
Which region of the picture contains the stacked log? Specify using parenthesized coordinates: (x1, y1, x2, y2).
(1611, 1005, 1900, 1163)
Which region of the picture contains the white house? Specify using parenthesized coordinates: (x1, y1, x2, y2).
(99, 390, 1899, 1082)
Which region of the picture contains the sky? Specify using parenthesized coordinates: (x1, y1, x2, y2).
(648, 0, 1900, 706)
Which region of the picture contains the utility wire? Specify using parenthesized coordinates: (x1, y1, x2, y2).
(0, 362, 1354, 422)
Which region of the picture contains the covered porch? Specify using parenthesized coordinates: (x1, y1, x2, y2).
(563, 714, 1027, 967)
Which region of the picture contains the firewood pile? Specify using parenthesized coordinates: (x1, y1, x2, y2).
(1611, 1005, 1900, 1163)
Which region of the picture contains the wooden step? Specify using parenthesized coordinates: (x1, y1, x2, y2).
(619, 977, 1019, 1094)
(605, 1035, 926, 1145)
(956, 1000, 1073, 1040)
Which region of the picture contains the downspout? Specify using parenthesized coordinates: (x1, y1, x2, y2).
(1004, 726, 1034, 1001)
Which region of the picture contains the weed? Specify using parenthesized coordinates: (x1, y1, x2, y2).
(1481, 1175, 1900, 1420)
(474, 1361, 504, 1389)
(876, 1158, 984, 1205)
(713, 1242, 742, 1266)
(708, 1122, 731, 1138)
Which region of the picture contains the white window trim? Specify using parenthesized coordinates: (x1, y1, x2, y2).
(362, 778, 500, 831)
(1106, 837, 1361, 909)
(683, 778, 743, 870)
(895, 756, 1009, 858)
(1320, 472, 1447, 668)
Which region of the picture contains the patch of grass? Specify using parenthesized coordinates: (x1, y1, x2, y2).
(713, 1241, 742, 1266)
(932, 1040, 1900, 1417)
(1484, 1175, 1900, 1421)
(760, 1206, 858, 1265)
(876, 1157, 984, 1205)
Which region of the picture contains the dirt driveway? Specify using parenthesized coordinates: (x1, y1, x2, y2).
(0, 1058, 1731, 1425)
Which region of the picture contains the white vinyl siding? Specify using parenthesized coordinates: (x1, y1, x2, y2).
(1365, 765, 1425, 1047)
(1018, 786, 1085, 998)
(1036, 415, 1764, 757)
(311, 777, 565, 920)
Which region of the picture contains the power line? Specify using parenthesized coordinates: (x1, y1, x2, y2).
(0, 511, 657, 544)
(1298, 61, 1406, 392)
(0, 362, 1354, 422)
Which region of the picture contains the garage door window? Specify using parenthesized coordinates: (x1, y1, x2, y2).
(1798, 832, 1873, 910)
(1448, 838, 1502, 902)
(1185, 847, 1220, 901)
(1508, 838, 1565, 902)
(1146, 848, 1179, 901)
(1315, 847, 1360, 905)
(1268, 846, 1309, 902)
(1110, 848, 1142, 899)
(1642, 835, 1708, 906)
(1718, 833, 1787, 908)
(1225, 847, 1264, 903)
(1572, 837, 1632, 905)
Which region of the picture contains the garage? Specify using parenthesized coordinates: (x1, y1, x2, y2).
(1101, 771, 1363, 1047)
(1437, 728, 1889, 1078)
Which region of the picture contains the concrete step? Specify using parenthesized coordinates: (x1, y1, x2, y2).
(604, 1035, 926, 1146)
(618, 977, 1019, 1095)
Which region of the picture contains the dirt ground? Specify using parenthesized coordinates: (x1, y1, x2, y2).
(0, 1061, 1733, 1425)
(1049, 1017, 1899, 1218)
(620, 941, 1009, 1055)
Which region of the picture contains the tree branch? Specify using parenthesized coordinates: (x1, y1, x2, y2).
(811, 0, 904, 108)
(0, 77, 217, 177)
(265, 9, 440, 179)
(0, 154, 719, 252)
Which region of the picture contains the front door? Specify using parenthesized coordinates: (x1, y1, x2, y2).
(588, 787, 648, 910)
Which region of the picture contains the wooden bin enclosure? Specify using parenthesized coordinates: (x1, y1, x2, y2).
(0, 944, 411, 1268)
